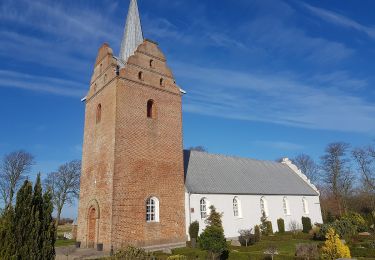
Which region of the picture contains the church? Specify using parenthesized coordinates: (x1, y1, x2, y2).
(76, 0, 323, 251)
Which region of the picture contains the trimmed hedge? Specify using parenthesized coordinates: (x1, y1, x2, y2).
(277, 218, 285, 233)
(301, 217, 312, 233)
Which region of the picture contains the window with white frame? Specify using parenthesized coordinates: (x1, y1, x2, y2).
(233, 197, 240, 217)
(200, 198, 208, 219)
(146, 197, 159, 222)
(283, 197, 290, 215)
(260, 197, 269, 217)
(302, 197, 309, 214)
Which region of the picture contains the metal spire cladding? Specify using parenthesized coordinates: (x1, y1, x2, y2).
(119, 0, 144, 64)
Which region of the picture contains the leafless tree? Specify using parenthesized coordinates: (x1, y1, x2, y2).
(188, 146, 207, 152)
(0, 150, 34, 207)
(292, 154, 319, 184)
(45, 160, 81, 225)
(352, 147, 375, 193)
(320, 142, 353, 216)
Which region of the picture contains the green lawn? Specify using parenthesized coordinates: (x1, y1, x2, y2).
(150, 233, 375, 260)
(55, 239, 76, 248)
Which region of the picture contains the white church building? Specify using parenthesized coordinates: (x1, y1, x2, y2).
(183, 150, 322, 238)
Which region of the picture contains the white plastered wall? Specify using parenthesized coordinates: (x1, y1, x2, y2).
(185, 193, 323, 239)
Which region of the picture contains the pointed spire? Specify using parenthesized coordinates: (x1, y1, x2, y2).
(119, 0, 144, 64)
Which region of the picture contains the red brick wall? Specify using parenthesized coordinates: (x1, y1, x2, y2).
(77, 40, 186, 250)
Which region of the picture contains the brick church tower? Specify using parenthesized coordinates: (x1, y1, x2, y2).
(76, 0, 186, 250)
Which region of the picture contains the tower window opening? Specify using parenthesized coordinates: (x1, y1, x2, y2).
(104, 74, 107, 84)
(160, 78, 164, 86)
(96, 104, 102, 124)
(150, 60, 154, 68)
(138, 71, 143, 80)
(147, 100, 155, 118)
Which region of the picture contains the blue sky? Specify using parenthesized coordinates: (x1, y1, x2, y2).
(0, 0, 374, 218)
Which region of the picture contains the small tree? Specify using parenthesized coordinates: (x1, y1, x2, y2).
(238, 229, 255, 246)
(260, 213, 273, 235)
(277, 218, 285, 233)
(189, 221, 199, 248)
(289, 220, 302, 234)
(302, 217, 312, 233)
(254, 225, 261, 242)
(199, 205, 227, 260)
(321, 228, 351, 259)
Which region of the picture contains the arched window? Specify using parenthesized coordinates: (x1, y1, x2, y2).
(104, 74, 107, 84)
(200, 198, 208, 219)
(302, 197, 309, 214)
(233, 196, 241, 217)
(147, 100, 155, 118)
(160, 78, 164, 86)
(260, 197, 269, 217)
(146, 197, 159, 222)
(138, 71, 143, 80)
(150, 59, 154, 68)
(100, 63, 103, 73)
(283, 197, 290, 215)
(96, 104, 102, 124)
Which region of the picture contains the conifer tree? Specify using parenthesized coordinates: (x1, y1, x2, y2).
(41, 189, 56, 259)
(14, 180, 33, 259)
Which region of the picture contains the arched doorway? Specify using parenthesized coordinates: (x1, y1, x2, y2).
(87, 206, 97, 248)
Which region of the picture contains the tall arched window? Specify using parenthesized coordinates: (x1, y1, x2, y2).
(260, 197, 269, 217)
(283, 197, 290, 215)
(147, 100, 155, 118)
(200, 198, 208, 219)
(146, 197, 159, 222)
(233, 196, 241, 217)
(302, 197, 309, 214)
(138, 71, 143, 80)
(150, 59, 154, 68)
(160, 78, 164, 86)
(96, 104, 102, 124)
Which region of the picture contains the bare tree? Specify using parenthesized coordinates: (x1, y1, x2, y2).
(0, 150, 34, 206)
(320, 142, 353, 216)
(188, 146, 207, 152)
(292, 154, 319, 184)
(352, 147, 375, 193)
(45, 160, 81, 225)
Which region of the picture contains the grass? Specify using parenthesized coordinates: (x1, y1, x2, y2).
(55, 239, 76, 248)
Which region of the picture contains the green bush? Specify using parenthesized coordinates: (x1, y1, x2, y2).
(342, 212, 368, 232)
(254, 225, 261, 242)
(301, 217, 312, 233)
(314, 219, 357, 242)
(238, 229, 256, 246)
(198, 205, 227, 259)
(167, 255, 187, 260)
(172, 247, 207, 260)
(114, 246, 154, 259)
(188, 221, 199, 240)
(277, 218, 285, 233)
(260, 213, 273, 236)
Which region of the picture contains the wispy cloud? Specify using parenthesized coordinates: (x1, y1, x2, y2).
(173, 62, 375, 133)
(0, 70, 86, 97)
(301, 3, 375, 39)
(252, 141, 304, 151)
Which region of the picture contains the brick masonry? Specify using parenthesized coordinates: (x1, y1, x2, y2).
(76, 40, 186, 251)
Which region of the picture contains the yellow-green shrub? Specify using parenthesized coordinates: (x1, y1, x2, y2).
(167, 255, 188, 260)
(321, 228, 351, 260)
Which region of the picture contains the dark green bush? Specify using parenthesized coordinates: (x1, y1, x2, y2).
(266, 221, 273, 235)
(277, 218, 285, 233)
(189, 221, 199, 240)
(301, 217, 312, 233)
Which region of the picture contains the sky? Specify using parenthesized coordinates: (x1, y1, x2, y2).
(0, 0, 374, 218)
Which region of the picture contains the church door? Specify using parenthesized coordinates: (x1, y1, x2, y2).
(88, 207, 97, 248)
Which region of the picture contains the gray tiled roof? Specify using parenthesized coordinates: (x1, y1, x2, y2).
(184, 150, 318, 196)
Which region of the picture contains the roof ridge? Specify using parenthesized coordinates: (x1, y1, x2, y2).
(185, 149, 283, 165)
